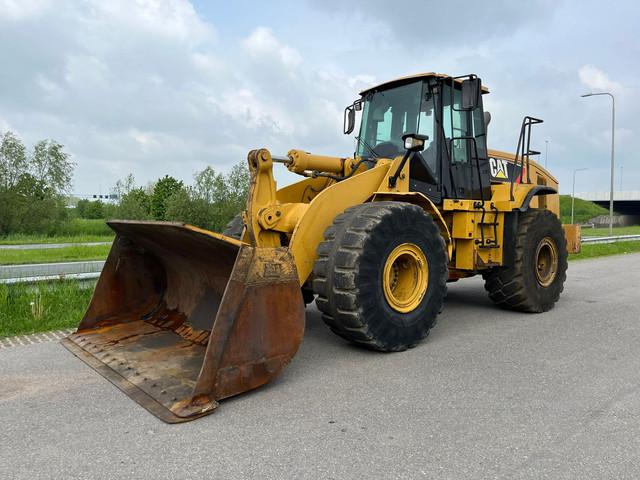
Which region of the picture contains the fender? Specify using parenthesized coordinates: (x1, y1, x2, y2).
(289, 162, 391, 284)
(370, 191, 451, 246)
(517, 185, 557, 211)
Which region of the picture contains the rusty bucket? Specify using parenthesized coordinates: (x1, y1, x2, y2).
(62, 220, 305, 423)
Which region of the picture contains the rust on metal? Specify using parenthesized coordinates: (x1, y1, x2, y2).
(62, 221, 305, 423)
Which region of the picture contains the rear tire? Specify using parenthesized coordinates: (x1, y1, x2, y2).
(483, 209, 568, 312)
(313, 202, 448, 352)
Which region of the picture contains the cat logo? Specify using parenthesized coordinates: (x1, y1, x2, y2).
(489, 157, 509, 180)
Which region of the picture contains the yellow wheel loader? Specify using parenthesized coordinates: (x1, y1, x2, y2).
(63, 73, 572, 422)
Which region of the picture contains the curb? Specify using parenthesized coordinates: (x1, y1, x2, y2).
(0, 329, 74, 349)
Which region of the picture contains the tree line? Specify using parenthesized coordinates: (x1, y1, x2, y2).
(0, 131, 250, 236)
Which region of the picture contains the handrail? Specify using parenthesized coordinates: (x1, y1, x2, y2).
(510, 116, 543, 200)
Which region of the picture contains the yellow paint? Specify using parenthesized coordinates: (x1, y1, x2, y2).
(451, 212, 475, 240)
(239, 137, 563, 284)
(563, 224, 581, 253)
(276, 176, 333, 204)
(184, 224, 245, 247)
(286, 150, 345, 175)
(382, 243, 428, 313)
(258, 203, 310, 233)
(454, 239, 475, 270)
(245, 149, 281, 247)
(289, 162, 390, 283)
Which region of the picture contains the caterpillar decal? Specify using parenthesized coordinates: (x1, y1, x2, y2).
(489, 156, 524, 183)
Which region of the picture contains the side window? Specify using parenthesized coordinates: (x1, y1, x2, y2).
(471, 107, 487, 158)
(375, 108, 392, 143)
(442, 87, 469, 164)
(416, 95, 438, 180)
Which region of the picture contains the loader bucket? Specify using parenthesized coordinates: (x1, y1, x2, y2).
(62, 221, 305, 423)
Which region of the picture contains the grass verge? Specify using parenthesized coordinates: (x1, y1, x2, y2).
(0, 281, 94, 337)
(570, 240, 640, 260)
(559, 195, 608, 224)
(580, 226, 640, 237)
(0, 219, 114, 245)
(0, 245, 111, 265)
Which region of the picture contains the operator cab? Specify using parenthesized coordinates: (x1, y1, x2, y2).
(345, 73, 492, 203)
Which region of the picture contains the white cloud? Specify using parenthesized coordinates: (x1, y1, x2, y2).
(0, 116, 11, 132)
(87, 0, 212, 43)
(0, 0, 51, 21)
(242, 27, 303, 67)
(210, 89, 294, 133)
(578, 65, 622, 94)
(346, 74, 377, 90)
(1, 0, 638, 196)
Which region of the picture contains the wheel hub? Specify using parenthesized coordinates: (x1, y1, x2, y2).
(383, 243, 428, 313)
(535, 237, 558, 287)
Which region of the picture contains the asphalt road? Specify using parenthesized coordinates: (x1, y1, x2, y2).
(2, 254, 640, 479)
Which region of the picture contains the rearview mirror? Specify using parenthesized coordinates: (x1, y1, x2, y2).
(344, 105, 355, 134)
(461, 77, 481, 110)
(343, 99, 362, 134)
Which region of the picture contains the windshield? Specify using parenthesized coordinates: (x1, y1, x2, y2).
(357, 81, 434, 159)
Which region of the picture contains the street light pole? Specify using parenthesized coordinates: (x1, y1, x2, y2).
(572, 168, 588, 224)
(581, 92, 616, 235)
(545, 140, 549, 169)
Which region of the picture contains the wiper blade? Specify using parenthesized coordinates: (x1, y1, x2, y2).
(355, 136, 379, 160)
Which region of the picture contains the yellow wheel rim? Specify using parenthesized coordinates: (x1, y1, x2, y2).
(535, 237, 558, 287)
(382, 243, 429, 313)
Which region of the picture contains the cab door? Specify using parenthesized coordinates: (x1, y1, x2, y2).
(440, 83, 491, 200)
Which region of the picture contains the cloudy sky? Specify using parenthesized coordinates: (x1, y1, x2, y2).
(0, 0, 637, 195)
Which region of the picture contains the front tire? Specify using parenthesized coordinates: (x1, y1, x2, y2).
(313, 202, 448, 352)
(483, 209, 568, 312)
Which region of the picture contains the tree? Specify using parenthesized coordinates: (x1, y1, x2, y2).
(164, 163, 249, 231)
(31, 140, 74, 194)
(0, 131, 71, 236)
(76, 199, 105, 219)
(111, 174, 152, 220)
(118, 188, 151, 220)
(114, 173, 137, 198)
(0, 131, 27, 190)
(0, 173, 67, 235)
(165, 188, 212, 228)
(151, 175, 184, 220)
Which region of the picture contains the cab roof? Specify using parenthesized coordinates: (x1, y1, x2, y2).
(359, 72, 490, 96)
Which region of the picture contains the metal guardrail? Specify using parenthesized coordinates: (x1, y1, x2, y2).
(1, 272, 101, 285)
(0, 241, 111, 250)
(581, 234, 640, 245)
(2, 234, 640, 284)
(0, 260, 105, 284)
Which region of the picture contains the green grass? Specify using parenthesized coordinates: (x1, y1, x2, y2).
(0, 245, 111, 265)
(580, 225, 640, 237)
(0, 281, 95, 337)
(570, 240, 640, 260)
(0, 219, 114, 245)
(559, 195, 608, 224)
(0, 234, 114, 245)
(56, 218, 113, 236)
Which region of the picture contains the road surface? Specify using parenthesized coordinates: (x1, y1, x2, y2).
(2, 254, 640, 479)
